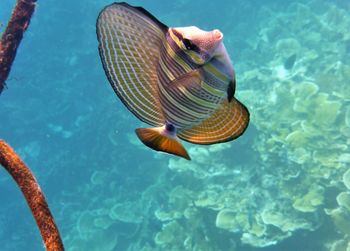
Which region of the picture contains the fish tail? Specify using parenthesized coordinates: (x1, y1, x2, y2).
(135, 127, 191, 160)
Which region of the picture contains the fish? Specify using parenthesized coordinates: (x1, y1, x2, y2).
(284, 53, 297, 70)
(96, 2, 250, 160)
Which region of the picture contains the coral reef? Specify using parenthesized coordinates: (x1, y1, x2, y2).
(325, 169, 350, 251)
(141, 1, 350, 250)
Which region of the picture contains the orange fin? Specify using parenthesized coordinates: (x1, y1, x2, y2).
(135, 128, 191, 160)
(178, 98, 249, 144)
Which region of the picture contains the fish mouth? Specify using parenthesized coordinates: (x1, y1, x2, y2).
(203, 29, 223, 57)
(213, 29, 223, 41)
(194, 30, 223, 64)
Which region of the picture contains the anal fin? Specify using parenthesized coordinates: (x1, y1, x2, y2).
(135, 127, 190, 160)
(178, 98, 249, 144)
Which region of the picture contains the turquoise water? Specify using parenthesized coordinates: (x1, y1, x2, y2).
(1, 0, 349, 250)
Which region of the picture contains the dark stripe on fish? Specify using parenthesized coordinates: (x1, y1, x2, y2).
(159, 42, 185, 78)
(165, 32, 200, 69)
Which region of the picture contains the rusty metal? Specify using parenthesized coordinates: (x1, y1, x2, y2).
(0, 1, 65, 249)
(0, 0, 37, 93)
(0, 140, 64, 251)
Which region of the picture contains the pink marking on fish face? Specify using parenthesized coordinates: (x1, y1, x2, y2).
(172, 26, 235, 79)
(172, 26, 224, 64)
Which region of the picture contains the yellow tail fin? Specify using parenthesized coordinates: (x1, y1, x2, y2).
(135, 127, 190, 160)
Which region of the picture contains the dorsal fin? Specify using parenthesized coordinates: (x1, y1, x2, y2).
(117, 2, 168, 33)
(97, 3, 168, 126)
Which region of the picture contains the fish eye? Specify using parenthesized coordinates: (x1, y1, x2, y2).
(182, 39, 197, 51)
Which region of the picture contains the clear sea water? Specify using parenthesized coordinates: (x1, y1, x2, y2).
(1, 0, 349, 250)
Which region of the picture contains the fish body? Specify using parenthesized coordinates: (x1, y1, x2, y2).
(158, 27, 231, 128)
(97, 2, 249, 160)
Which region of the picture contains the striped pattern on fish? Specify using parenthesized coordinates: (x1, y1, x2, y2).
(97, 4, 165, 126)
(96, 2, 250, 160)
(157, 30, 229, 129)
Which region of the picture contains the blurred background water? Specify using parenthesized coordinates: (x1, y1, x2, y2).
(1, 0, 349, 250)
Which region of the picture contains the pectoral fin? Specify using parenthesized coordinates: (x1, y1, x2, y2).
(167, 69, 203, 90)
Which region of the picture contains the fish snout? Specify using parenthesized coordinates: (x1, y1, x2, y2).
(206, 29, 223, 58)
(213, 29, 223, 41)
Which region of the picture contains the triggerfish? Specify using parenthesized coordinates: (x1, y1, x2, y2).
(96, 2, 250, 160)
